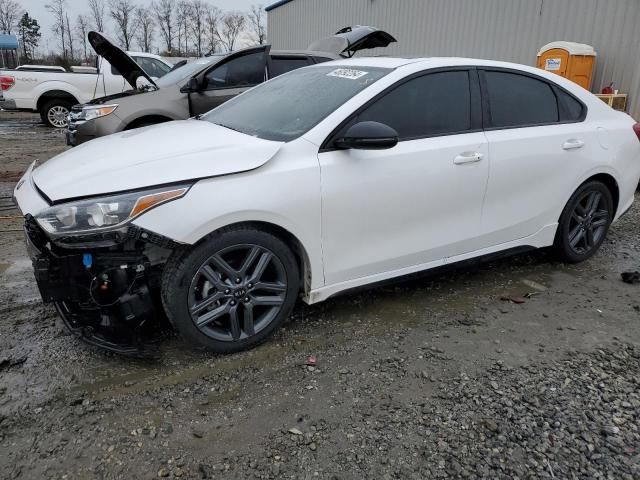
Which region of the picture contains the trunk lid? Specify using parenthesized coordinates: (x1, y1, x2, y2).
(307, 26, 397, 57)
(89, 31, 157, 90)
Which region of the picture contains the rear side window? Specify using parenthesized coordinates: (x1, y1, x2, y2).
(484, 71, 559, 128)
(352, 70, 472, 140)
(557, 89, 584, 121)
(270, 56, 312, 77)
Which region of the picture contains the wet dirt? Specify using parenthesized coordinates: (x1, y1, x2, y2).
(0, 113, 639, 479)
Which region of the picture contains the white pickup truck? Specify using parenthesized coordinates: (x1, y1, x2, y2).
(0, 52, 172, 127)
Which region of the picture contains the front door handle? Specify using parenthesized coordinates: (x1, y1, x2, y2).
(454, 152, 484, 165)
(562, 139, 585, 150)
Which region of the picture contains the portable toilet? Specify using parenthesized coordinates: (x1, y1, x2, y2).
(537, 42, 597, 90)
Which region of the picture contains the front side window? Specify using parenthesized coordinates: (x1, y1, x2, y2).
(350, 70, 472, 140)
(203, 65, 391, 142)
(205, 51, 266, 89)
(484, 71, 559, 128)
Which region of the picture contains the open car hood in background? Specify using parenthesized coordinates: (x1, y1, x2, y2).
(88, 31, 157, 90)
(307, 26, 397, 57)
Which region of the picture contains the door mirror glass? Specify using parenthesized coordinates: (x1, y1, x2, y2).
(334, 121, 398, 150)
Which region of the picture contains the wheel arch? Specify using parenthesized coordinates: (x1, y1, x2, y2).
(577, 172, 620, 215)
(193, 220, 314, 296)
(36, 90, 79, 111)
(125, 115, 173, 130)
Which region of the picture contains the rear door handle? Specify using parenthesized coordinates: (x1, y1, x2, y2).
(454, 152, 484, 165)
(562, 139, 585, 150)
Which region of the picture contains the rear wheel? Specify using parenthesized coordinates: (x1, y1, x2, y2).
(161, 227, 300, 353)
(554, 181, 613, 263)
(40, 99, 72, 128)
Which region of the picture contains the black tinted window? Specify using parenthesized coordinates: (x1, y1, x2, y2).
(270, 57, 311, 77)
(205, 51, 265, 88)
(353, 71, 471, 140)
(485, 71, 559, 128)
(557, 89, 584, 121)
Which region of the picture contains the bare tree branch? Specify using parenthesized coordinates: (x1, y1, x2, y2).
(134, 5, 154, 53)
(189, 0, 207, 57)
(88, 0, 106, 32)
(45, 0, 68, 59)
(152, 0, 173, 54)
(109, 0, 136, 50)
(247, 4, 266, 45)
(0, 0, 23, 34)
(75, 14, 90, 62)
(175, 1, 191, 56)
(216, 12, 245, 53)
(205, 4, 221, 55)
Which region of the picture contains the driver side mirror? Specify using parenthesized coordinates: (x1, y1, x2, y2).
(180, 76, 204, 93)
(334, 121, 399, 150)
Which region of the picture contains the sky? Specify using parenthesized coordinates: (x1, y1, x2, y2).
(20, 0, 261, 54)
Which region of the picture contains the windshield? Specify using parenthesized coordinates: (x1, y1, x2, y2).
(156, 56, 222, 87)
(202, 65, 391, 142)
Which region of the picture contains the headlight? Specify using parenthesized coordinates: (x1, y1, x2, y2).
(79, 104, 118, 121)
(35, 185, 190, 236)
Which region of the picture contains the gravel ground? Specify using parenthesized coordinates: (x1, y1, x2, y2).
(1, 111, 639, 480)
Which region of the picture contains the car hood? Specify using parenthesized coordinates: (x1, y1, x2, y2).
(308, 26, 397, 57)
(32, 120, 284, 202)
(89, 31, 157, 90)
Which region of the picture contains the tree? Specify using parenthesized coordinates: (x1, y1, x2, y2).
(109, 0, 136, 50)
(217, 12, 245, 52)
(88, 0, 106, 32)
(175, 1, 191, 56)
(46, 0, 68, 59)
(152, 0, 173, 54)
(0, 0, 22, 34)
(134, 6, 154, 53)
(18, 12, 40, 60)
(75, 14, 90, 62)
(204, 5, 221, 54)
(189, 0, 207, 57)
(65, 12, 75, 60)
(247, 4, 266, 45)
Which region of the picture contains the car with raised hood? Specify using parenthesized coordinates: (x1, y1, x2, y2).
(65, 27, 398, 146)
(14, 56, 640, 357)
(0, 45, 172, 128)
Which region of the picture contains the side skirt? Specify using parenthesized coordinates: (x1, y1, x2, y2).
(304, 223, 558, 304)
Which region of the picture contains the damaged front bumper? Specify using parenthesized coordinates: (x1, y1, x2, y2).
(23, 215, 177, 357)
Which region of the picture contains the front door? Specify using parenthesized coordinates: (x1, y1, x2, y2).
(190, 46, 270, 116)
(318, 69, 490, 285)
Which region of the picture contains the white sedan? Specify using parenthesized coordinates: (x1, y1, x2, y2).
(14, 57, 640, 355)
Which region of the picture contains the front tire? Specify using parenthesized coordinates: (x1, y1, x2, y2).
(40, 99, 72, 128)
(554, 181, 613, 263)
(161, 227, 300, 353)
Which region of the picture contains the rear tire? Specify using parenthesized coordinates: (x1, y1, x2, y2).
(40, 99, 72, 128)
(554, 181, 613, 263)
(161, 226, 300, 353)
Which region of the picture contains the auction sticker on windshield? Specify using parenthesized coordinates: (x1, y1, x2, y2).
(327, 68, 369, 80)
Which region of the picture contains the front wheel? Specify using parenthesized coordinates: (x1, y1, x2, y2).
(40, 99, 72, 128)
(554, 181, 614, 263)
(161, 227, 300, 353)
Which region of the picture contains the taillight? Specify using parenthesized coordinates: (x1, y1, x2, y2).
(0, 75, 15, 91)
(634, 123, 640, 142)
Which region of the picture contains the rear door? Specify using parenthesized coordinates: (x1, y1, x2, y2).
(190, 46, 270, 116)
(479, 68, 593, 246)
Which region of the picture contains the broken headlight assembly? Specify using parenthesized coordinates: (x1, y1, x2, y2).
(34, 184, 190, 237)
(77, 104, 119, 121)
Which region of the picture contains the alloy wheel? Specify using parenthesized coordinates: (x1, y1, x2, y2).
(48, 106, 69, 128)
(567, 190, 610, 255)
(188, 244, 288, 342)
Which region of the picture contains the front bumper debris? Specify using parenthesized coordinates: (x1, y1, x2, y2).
(24, 215, 175, 358)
